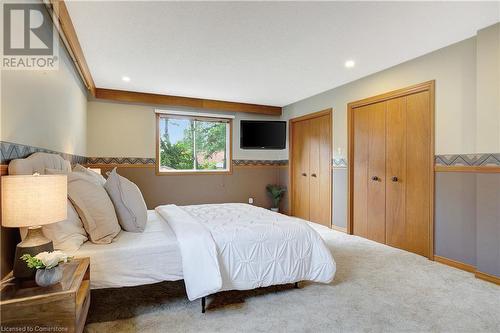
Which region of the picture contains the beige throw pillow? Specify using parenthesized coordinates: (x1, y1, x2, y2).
(73, 164, 106, 186)
(20, 199, 88, 252)
(63, 171, 121, 244)
(104, 168, 147, 232)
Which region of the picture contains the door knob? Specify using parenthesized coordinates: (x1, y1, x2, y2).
(371, 176, 379, 181)
(392, 176, 398, 182)
(311, 173, 317, 177)
(302, 173, 307, 176)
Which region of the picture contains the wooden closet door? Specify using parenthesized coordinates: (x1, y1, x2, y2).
(405, 91, 431, 257)
(367, 102, 387, 244)
(350, 82, 434, 259)
(383, 92, 431, 257)
(353, 102, 386, 243)
(309, 115, 331, 227)
(352, 105, 370, 238)
(386, 97, 407, 250)
(292, 120, 310, 220)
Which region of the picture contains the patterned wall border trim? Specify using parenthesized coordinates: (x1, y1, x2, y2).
(233, 159, 288, 166)
(86, 158, 289, 167)
(332, 158, 348, 168)
(0, 141, 87, 165)
(435, 154, 500, 167)
(87, 157, 155, 165)
(4, 144, 497, 169)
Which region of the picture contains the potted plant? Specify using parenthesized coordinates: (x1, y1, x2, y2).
(21, 251, 71, 287)
(266, 184, 287, 213)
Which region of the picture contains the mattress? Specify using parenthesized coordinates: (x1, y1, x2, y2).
(73, 210, 183, 289)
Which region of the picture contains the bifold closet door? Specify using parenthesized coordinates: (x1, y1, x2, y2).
(385, 96, 407, 250)
(385, 92, 431, 257)
(353, 90, 431, 258)
(292, 119, 310, 220)
(352, 102, 386, 243)
(309, 114, 331, 227)
(404, 91, 431, 257)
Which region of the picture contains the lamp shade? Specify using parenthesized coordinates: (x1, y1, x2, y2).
(1, 175, 67, 228)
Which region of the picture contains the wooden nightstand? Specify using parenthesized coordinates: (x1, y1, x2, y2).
(1, 257, 90, 333)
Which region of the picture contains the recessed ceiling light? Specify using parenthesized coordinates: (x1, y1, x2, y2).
(344, 60, 355, 68)
(122, 76, 131, 82)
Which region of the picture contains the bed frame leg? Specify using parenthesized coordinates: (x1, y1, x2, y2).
(294, 282, 299, 289)
(201, 297, 206, 313)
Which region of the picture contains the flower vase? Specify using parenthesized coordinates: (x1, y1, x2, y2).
(35, 265, 63, 287)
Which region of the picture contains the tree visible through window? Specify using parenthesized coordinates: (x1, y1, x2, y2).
(157, 114, 231, 173)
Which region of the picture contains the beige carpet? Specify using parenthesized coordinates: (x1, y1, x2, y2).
(85, 224, 500, 333)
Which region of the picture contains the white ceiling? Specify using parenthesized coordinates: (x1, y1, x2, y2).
(66, 1, 499, 107)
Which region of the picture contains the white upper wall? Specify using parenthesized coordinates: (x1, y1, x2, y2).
(476, 23, 500, 153)
(283, 36, 478, 156)
(87, 100, 283, 160)
(1, 42, 88, 156)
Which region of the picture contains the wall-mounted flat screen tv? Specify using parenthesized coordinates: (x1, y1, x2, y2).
(240, 120, 286, 149)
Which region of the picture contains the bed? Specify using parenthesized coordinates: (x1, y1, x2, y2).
(72, 210, 183, 289)
(8, 153, 336, 312)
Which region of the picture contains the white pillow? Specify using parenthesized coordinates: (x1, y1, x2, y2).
(73, 164, 106, 186)
(20, 199, 88, 252)
(51, 170, 121, 244)
(104, 168, 147, 232)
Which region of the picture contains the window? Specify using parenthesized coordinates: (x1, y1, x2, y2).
(156, 112, 232, 174)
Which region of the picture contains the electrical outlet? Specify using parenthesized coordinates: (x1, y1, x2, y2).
(248, 198, 254, 204)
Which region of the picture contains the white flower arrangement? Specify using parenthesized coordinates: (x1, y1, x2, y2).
(21, 250, 72, 270)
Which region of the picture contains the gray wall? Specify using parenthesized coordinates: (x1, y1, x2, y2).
(435, 173, 477, 266)
(435, 172, 500, 277)
(333, 168, 347, 229)
(475, 174, 500, 277)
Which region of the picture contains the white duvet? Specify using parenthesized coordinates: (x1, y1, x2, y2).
(155, 203, 336, 300)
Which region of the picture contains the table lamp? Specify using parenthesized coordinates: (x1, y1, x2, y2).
(1, 174, 67, 278)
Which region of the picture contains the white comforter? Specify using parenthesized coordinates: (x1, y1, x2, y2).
(155, 203, 336, 300)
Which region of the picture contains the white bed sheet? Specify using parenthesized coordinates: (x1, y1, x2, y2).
(72, 210, 183, 289)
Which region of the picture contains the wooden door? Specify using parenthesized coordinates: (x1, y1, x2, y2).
(367, 102, 387, 243)
(352, 102, 386, 243)
(291, 109, 332, 226)
(404, 91, 431, 257)
(309, 114, 332, 227)
(385, 96, 407, 250)
(291, 119, 310, 220)
(349, 81, 434, 259)
(352, 105, 370, 238)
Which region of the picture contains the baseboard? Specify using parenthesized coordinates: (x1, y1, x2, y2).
(331, 225, 347, 233)
(434, 255, 499, 285)
(475, 271, 500, 285)
(434, 255, 475, 273)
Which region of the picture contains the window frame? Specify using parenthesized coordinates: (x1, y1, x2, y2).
(155, 112, 233, 176)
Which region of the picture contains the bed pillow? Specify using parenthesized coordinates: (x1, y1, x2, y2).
(73, 164, 106, 186)
(45, 168, 69, 174)
(104, 168, 147, 232)
(20, 199, 88, 252)
(57, 171, 121, 244)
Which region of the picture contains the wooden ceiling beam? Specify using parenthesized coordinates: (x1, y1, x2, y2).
(49, 0, 96, 96)
(95, 88, 282, 116)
